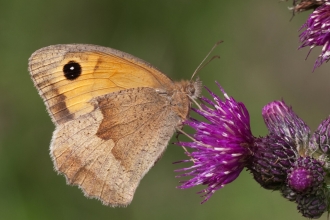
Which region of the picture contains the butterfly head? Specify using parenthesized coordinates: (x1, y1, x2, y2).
(176, 77, 202, 101)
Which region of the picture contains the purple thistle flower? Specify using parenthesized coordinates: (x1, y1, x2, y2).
(175, 83, 254, 203)
(247, 101, 308, 190)
(261, 101, 310, 150)
(175, 84, 330, 218)
(299, 3, 330, 70)
(257, 101, 329, 218)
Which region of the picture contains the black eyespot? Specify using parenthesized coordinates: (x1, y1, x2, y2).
(63, 61, 82, 80)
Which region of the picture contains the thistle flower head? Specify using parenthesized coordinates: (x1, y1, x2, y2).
(299, 3, 330, 70)
(248, 100, 329, 218)
(287, 156, 325, 193)
(261, 100, 310, 150)
(248, 134, 297, 190)
(247, 101, 308, 189)
(175, 84, 330, 218)
(175, 83, 254, 203)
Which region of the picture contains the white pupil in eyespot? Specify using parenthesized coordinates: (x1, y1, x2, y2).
(70, 66, 74, 70)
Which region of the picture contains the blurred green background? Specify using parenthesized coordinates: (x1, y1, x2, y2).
(1, 0, 330, 219)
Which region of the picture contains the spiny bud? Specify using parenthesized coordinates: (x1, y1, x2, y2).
(288, 157, 325, 194)
(296, 190, 328, 219)
(248, 134, 297, 190)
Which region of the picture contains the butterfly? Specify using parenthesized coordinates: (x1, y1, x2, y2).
(28, 44, 202, 207)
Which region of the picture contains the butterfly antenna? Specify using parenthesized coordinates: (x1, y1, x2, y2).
(190, 40, 223, 80)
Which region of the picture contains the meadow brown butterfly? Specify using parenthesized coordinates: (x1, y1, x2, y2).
(28, 44, 202, 207)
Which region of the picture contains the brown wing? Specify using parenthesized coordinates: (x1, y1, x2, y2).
(50, 87, 182, 206)
(28, 44, 176, 125)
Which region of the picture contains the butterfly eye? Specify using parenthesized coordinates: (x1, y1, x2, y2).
(63, 61, 82, 80)
(187, 83, 196, 96)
